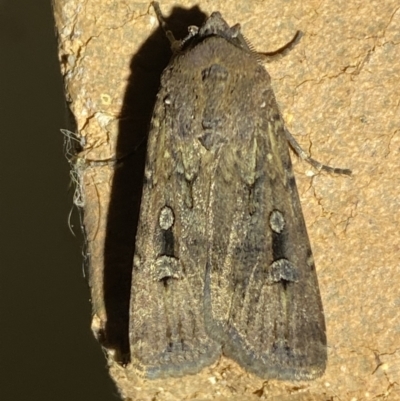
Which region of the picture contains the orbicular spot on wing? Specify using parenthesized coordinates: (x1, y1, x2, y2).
(269, 209, 285, 234)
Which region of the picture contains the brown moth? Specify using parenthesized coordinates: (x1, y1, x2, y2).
(129, 2, 350, 380)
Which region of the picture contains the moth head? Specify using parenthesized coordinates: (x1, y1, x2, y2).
(183, 12, 252, 53)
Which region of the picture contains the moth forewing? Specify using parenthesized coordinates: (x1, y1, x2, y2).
(198, 39, 327, 380)
(129, 89, 221, 378)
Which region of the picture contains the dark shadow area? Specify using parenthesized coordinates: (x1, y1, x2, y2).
(1, 1, 119, 400)
(102, 5, 207, 362)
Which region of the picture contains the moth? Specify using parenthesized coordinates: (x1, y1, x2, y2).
(129, 2, 351, 380)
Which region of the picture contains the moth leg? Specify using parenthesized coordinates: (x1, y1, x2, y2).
(285, 127, 352, 175)
(253, 26, 351, 175)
